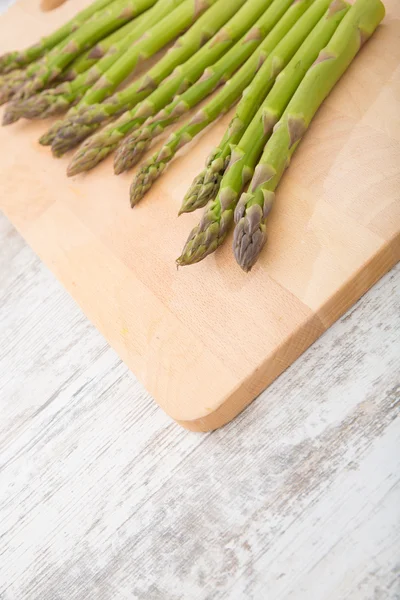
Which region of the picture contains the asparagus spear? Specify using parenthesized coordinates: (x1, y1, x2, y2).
(0, 8, 143, 105)
(179, 146, 231, 214)
(57, 0, 265, 127)
(62, 0, 279, 166)
(0, 0, 115, 74)
(0, 18, 141, 110)
(180, 0, 353, 215)
(62, 15, 152, 80)
(179, 142, 233, 213)
(8, 0, 186, 121)
(5, 0, 158, 106)
(114, 0, 296, 174)
(46, 0, 251, 153)
(234, 0, 385, 272)
(180, 86, 270, 215)
(0, 1, 150, 105)
(177, 0, 351, 266)
(15, 0, 216, 126)
(130, 0, 332, 207)
(0, 68, 30, 105)
(180, 0, 358, 216)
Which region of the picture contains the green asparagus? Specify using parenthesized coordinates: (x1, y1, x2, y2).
(4, 0, 158, 108)
(234, 0, 385, 271)
(9, 0, 186, 120)
(179, 3, 354, 214)
(0, 68, 29, 105)
(114, 0, 296, 174)
(61, 15, 153, 80)
(58, 0, 267, 130)
(0, 0, 115, 74)
(176, 0, 351, 266)
(47, 0, 252, 153)
(131, 0, 332, 206)
(63, 0, 279, 167)
(0, 11, 140, 104)
(179, 146, 231, 214)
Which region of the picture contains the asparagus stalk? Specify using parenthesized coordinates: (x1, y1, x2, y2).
(0, 68, 30, 105)
(20, 0, 215, 127)
(63, 0, 278, 167)
(0, 0, 115, 74)
(181, 0, 358, 216)
(130, 0, 331, 207)
(6, 0, 158, 105)
(8, 0, 186, 121)
(0, 1, 146, 105)
(57, 0, 264, 128)
(0, 10, 141, 105)
(176, 0, 352, 266)
(114, 0, 296, 174)
(62, 15, 152, 80)
(179, 142, 231, 214)
(0, 19, 141, 111)
(234, 0, 385, 272)
(180, 0, 354, 215)
(46, 0, 250, 153)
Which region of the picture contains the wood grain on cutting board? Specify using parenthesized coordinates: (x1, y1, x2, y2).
(0, 0, 399, 431)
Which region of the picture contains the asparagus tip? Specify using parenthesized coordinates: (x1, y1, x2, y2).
(39, 132, 53, 146)
(2, 106, 20, 125)
(66, 159, 83, 177)
(114, 138, 150, 175)
(130, 187, 143, 208)
(175, 254, 194, 267)
(113, 154, 128, 175)
(233, 205, 268, 273)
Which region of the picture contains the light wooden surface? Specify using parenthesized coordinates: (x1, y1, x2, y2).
(0, 212, 399, 599)
(0, 0, 399, 431)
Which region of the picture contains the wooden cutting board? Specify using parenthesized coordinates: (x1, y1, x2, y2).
(0, 0, 399, 431)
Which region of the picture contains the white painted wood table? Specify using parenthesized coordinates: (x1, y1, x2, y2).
(0, 1, 400, 598)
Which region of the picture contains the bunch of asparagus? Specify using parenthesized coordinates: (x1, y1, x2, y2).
(0, 0, 385, 272)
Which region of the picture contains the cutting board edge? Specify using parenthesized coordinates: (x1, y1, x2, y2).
(176, 234, 399, 432)
(4, 207, 398, 432)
